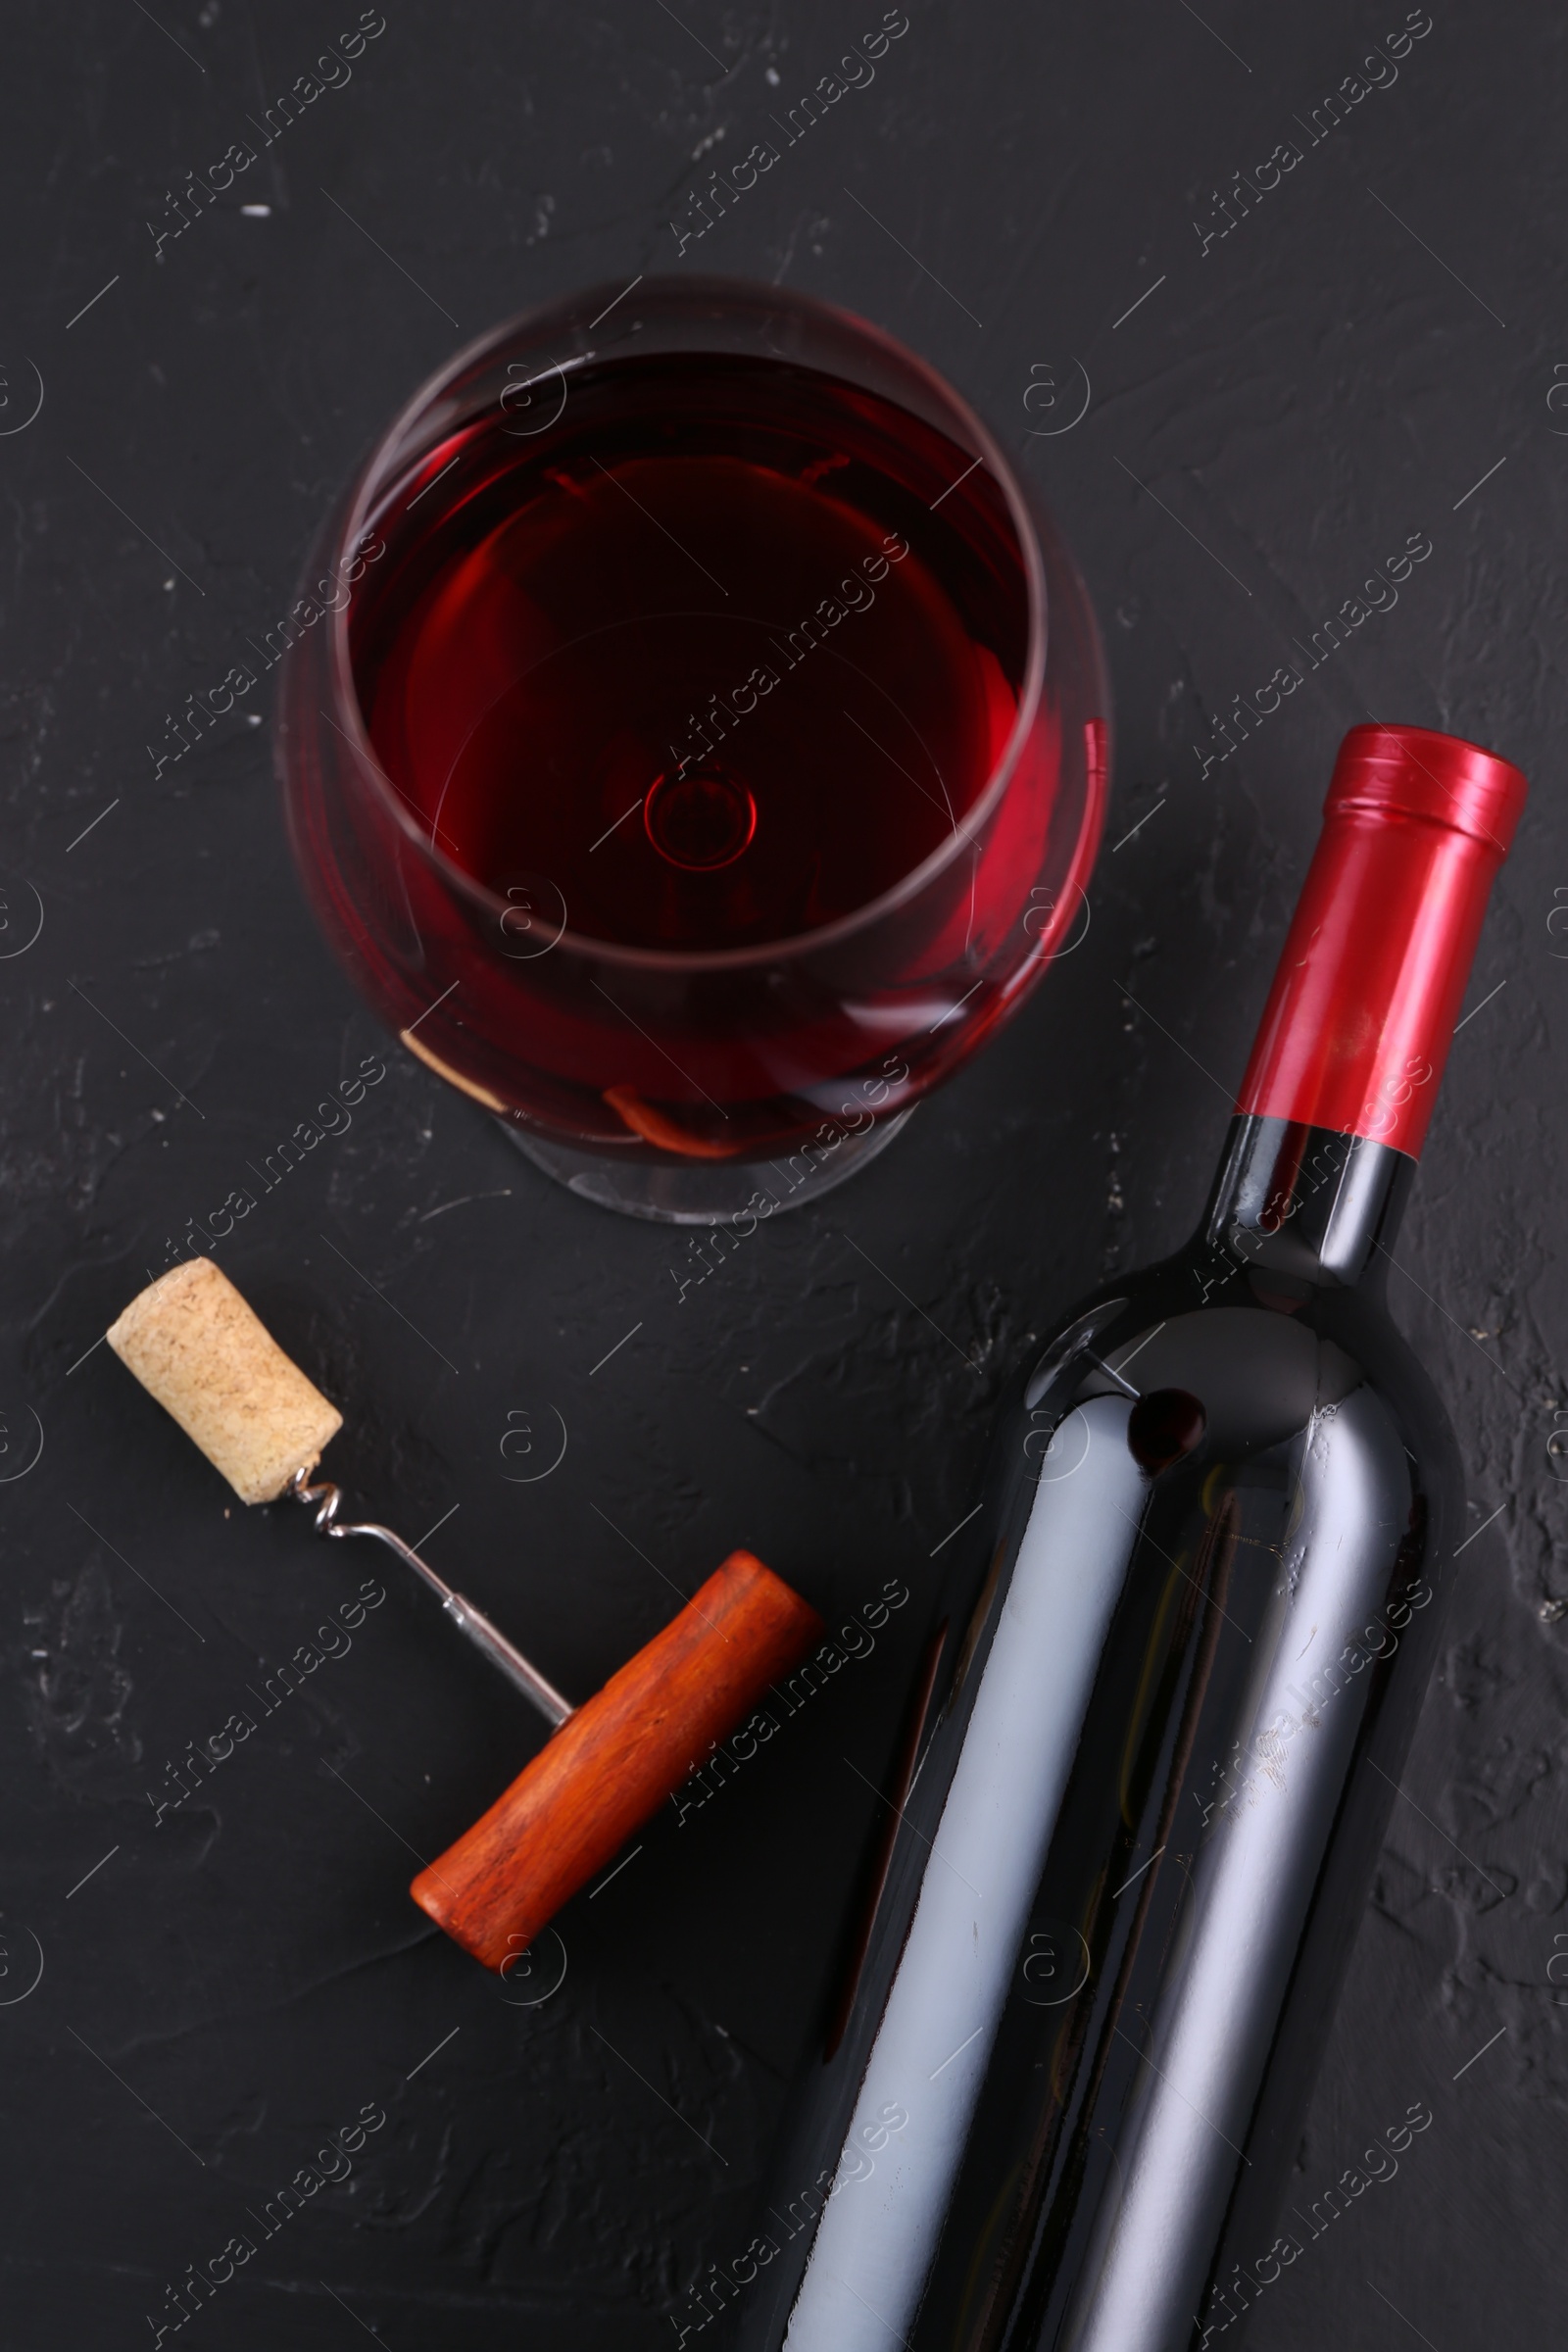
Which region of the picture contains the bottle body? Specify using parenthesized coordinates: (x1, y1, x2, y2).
(732, 1117, 1456, 2352)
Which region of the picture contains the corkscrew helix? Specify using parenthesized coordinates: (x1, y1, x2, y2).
(283, 1467, 574, 1728)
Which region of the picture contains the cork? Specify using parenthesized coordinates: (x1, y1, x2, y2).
(106, 1259, 343, 1505)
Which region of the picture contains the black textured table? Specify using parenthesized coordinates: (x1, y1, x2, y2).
(3, 5, 1558, 2346)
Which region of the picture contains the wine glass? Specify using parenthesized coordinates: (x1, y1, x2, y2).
(276, 276, 1108, 1222)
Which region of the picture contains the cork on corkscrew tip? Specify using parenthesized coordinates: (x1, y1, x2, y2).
(106, 1258, 342, 1505)
(103, 1258, 575, 1723)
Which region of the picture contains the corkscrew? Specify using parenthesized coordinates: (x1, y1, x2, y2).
(104, 1257, 823, 1968)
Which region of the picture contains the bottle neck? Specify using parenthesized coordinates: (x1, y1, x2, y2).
(1200, 726, 1525, 1295)
(1232, 727, 1525, 1158)
(1203, 1115, 1414, 1291)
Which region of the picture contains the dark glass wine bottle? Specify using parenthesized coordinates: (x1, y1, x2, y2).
(718, 724, 1527, 2352)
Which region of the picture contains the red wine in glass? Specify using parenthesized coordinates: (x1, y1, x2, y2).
(279, 281, 1106, 1219)
(361, 352, 1024, 955)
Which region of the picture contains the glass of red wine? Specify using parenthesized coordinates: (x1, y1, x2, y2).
(277, 277, 1108, 1221)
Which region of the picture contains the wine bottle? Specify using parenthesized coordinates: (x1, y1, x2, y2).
(719, 724, 1527, 2352)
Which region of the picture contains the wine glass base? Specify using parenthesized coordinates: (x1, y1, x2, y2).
(498, 1107, 917, 1224)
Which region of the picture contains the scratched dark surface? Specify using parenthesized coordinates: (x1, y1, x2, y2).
(1, 3, 1563, 2346)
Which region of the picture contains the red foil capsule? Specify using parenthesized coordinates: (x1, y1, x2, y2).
(1235, 723, 1528, 1157)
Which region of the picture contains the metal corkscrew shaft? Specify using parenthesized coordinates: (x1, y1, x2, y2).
(285, 1470, 574, 1728)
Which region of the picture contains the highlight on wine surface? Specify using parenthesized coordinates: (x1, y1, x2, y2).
(729, 726, 1528, 2352)
(276, 277, 1107, 1218)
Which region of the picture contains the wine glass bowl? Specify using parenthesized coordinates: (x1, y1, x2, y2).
(277, 276, 1108, 1219)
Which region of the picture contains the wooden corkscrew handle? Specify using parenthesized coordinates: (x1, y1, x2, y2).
(410, 1550, 825, 1969)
